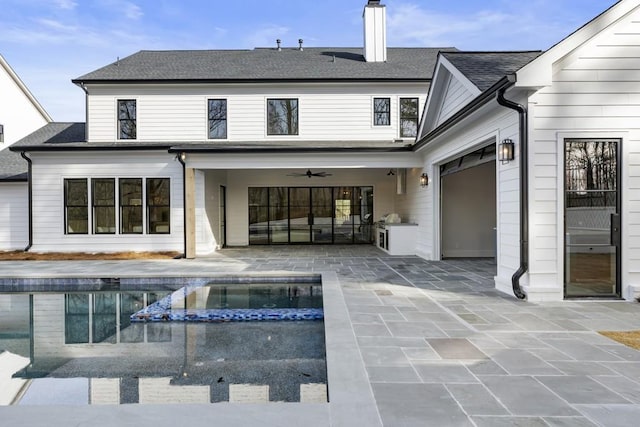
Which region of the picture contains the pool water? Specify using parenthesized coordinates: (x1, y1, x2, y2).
(0, 281, 327, 405)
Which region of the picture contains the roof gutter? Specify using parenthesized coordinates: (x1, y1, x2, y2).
(20, 152, 33, 251)
(496, 77, 527, 300)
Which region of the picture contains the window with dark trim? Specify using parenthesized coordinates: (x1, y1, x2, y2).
(118, 99, 137, 139)
(147, 178, 170, 234)
(400, 98, 419, 137)
(267, 98, 298, 135)
(120, 178, 143, 234)
(0, 124, 4, 143)
(373, 98, 391, 126)
(92, 178, 115, 234)
(208, 99, 227, 139)
(64, 178, 88, 234)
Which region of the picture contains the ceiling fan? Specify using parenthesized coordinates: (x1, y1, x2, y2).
(287, 169, 333, 178)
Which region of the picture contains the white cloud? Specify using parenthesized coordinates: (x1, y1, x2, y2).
(123, 2, 143, 20)
(244, 25, 291, 49)
(386, 1, 591, 51)
(54, 0, 77, 10)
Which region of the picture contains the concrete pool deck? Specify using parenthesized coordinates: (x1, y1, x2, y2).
(2, 245, 640, 426)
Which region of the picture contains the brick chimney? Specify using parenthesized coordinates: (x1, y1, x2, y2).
(363, 0, 387, 62)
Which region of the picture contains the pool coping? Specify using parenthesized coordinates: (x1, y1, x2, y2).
(0, 271, 382, 426)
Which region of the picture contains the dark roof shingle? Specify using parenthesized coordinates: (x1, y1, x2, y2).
(74, 48, 456, 83)
(441, 51, 543, 91)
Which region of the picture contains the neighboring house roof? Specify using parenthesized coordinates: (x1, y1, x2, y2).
(441, 51, 542, 92)
(73, 47, 456, 83)
(0, 54, 53, 123)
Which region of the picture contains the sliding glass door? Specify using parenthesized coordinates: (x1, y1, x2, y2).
(249, 186, 374, 245)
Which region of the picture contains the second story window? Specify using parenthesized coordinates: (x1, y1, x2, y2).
(267, 99, 298, 135)
(208, 99, 227, 139)
(373, 98, 390, 126)
(0, 124, 4, 143)
(400, 98, 419, 137)
(118, 99, 137, 140)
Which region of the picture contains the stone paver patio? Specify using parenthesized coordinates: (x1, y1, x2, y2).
(2, 245, 640, 426)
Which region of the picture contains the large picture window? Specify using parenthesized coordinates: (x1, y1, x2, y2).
(208, 99, 227, 139)
(64, 178, 88, 234)
(267, 98, 298, 135)
(118, 99, 137, 139)
(92, 178, 115, 234)
(400, 98, 419, 137)
(373, 98, 391, 126)
(147, 178, 170, 234)
(120, 178, 143, 234)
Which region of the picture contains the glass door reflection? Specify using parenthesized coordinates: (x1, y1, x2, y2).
(564, 139, 621, 298)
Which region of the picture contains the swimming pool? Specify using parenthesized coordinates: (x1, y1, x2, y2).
(0, 277, 327, 405)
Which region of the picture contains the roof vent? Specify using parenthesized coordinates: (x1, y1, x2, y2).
(298, 39, 304, 51)
(276, 39, 282, 51)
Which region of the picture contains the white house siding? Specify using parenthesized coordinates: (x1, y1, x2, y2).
(435, 75, 476, 127)
(0, 182, 28, 250)
(28, 151, 183, 253)
(85, 84, 427, 143)
(413, 101, 521, 294)
(0, 58, 50, 146)
(218, 168, 396, 247)
(527, 8, 640, 300)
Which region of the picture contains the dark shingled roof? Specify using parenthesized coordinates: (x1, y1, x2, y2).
(9, 122, 87, 153)
(441, 51, 543, 91)
(74, 47, 456, 83)
(0, 148, 28, 181)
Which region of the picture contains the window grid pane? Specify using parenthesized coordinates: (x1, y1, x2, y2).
(93, 178, 115, 234)
(374, 98, 390, 126)
(208, 99, 227, 139)
(120, 178, 143, 234)
(65, 179, 88, 234)
(147, 178, 170, 234)
(400, 98, 418, 137)
(267, 99, 298, 135)
(118, 100, 137, 139)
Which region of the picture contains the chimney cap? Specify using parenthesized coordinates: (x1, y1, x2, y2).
(367, 0, 382, 5)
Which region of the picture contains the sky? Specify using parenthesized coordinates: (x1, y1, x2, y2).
(1, 0, 620, 122)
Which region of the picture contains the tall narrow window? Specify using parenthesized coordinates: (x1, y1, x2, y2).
(400, 98, 419, 137)
(147, 178, 170, 234)
(0, 124, 4, 143)
(92, 178, 115, 234)
(118, 99, 137, 139)
(267, 99, 298, 135)
(120, 178, 143, 234)
(208, 99, 227, 139)
(64, 179, 88, 234)
(373, 98, 391, 126)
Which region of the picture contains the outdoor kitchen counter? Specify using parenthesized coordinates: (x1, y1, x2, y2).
(376, 223, 418, 256)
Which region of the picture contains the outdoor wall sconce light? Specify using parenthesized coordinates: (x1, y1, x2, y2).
(420, 173, 429, 187)
(499, 139, 515, 164)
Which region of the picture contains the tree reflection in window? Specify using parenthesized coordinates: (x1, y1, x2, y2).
(118, 99, 137, 139)
(208, 99, 227, 139)
(400, 98, 418, 137)
(267, 99, 298, 135)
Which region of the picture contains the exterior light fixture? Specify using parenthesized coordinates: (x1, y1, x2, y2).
(180, 152, 187, 162)
(420, 173, 429, 188)
(499, 139, 515, 164)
